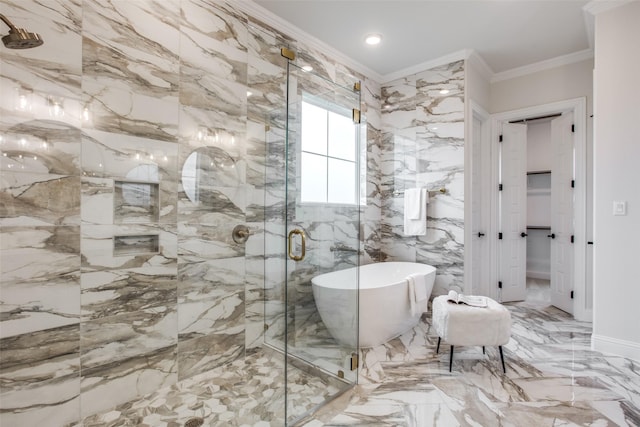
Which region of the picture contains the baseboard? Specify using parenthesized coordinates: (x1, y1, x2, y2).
(592, 334, 640, 362)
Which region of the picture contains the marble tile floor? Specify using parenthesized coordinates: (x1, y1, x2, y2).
(74, 347, 347, 427)
(75, 297, 639, 427)
(302, 299, 640, 426)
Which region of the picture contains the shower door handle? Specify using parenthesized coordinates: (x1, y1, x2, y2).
(288, 229, 306, 261)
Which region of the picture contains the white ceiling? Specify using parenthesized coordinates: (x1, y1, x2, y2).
(253, 0, 592, 79)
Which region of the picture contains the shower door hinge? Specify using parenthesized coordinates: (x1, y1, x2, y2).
(498, 232, 503, 240)
(352, 109, 361, 124)
(350, 353, 359, 371)
(498, 281, 503, 289)
(280, 47, 295, 60)
(571, 124, 575, 133)
(499, 134, 503, 142)
(353, 81, 361, 92)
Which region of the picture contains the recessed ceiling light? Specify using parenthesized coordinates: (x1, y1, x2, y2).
(365, 33, 382, 46)
(439, 89, 450, 95)
(301, 65, 313, 72)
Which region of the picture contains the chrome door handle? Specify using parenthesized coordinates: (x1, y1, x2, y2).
(288, 229, 306, 261)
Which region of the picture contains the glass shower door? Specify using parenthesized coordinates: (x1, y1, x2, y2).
(283, 63, 362, 424)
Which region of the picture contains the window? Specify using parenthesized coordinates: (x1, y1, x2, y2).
(300, 100, 358, 205)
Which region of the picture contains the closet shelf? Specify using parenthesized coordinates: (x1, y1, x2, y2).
(527, 170, 551, 175)
(526, 225, 551, 230)
(527, 189, 551, 195)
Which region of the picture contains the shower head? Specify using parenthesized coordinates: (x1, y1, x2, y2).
(1, 14, 44, 49)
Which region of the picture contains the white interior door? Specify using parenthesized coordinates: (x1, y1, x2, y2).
(471, 115, 489, 294)
(550, 113, 574, 313)
(499, 123, 528, 302)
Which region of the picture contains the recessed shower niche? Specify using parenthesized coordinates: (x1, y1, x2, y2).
(113, 164, 162, 224)
(114, 180, 160, 223)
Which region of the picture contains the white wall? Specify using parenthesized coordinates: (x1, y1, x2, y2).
(592, 0, 640, 361)
(490, 59, 594, 115)
(527, 121, 552, 172)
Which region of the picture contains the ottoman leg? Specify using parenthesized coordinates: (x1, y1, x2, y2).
(449, 346, 454, 372)
(499, 346, 506, 373)
(437, 337, 441, 354)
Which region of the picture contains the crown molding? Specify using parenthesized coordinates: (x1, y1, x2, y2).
(583, 0, 637, 16)
(233, 1, 383, 82)
(467, 50, 495, 82)
(380, 49, 472, 84)
(491, 49, 594, 83)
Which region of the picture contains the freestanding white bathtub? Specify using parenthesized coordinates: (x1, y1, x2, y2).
(311, 262, 436, 348)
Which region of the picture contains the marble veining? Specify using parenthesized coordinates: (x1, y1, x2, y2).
(72, 299, 640, 426)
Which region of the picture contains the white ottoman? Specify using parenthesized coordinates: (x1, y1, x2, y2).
(431, 295, 511, 372)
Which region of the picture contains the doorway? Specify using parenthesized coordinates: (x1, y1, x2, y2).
(489, 98, 589, 321)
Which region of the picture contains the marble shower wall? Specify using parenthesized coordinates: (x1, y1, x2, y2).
(0, 0, 377, 425)
(0, 0, 247, 424)
(380, 60, 465, 295)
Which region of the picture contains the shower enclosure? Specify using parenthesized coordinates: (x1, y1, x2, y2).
(0, 1, 363, 425)
(265, 55, 363, 424)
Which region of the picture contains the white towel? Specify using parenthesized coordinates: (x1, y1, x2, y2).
(407, 273, 428, 316)
(404, 188, 427, 236)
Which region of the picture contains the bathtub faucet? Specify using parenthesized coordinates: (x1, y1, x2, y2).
(329, 244, 362, 254)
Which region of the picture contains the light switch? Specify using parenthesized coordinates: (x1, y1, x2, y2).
(613, 201, 627, 216)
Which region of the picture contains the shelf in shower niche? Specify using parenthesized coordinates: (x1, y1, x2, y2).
(114, 180, 160, 223)
(113, 234, 160, 256)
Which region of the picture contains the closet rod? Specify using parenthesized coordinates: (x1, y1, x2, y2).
(509, 113, 561, 124)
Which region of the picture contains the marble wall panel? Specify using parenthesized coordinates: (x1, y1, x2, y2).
(176, 328, 244, 381)
(379, 60, 465, 293)
(246, 21, 289, 124)
(0, 323, 80, 426)
(82, 0, 180, 141)
(0, 226, 80, 337)
(80, 345, 177, 418)
(81, 129, 178, 224)
(178, 257, 245, 340)
(0, 0, 82, 113)
(1, 173, 80, 227)
(1, 119, 82, 176)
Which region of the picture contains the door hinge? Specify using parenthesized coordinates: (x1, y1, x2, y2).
(571, 235, 574, 243)
(571, 124, 575, 133)
(499, 134, 503, 142)
(353, 81, 361, 92)
(350, 353, 359, 371)
(498, 281, 503, 289)
(352, 109, 361, 124)
(280, 47, 295, 60)
(499, 183, 503, 191)
(498, 232, 503, 240)
(570, 290, 574, 299)
(571, 180, 575, 188)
